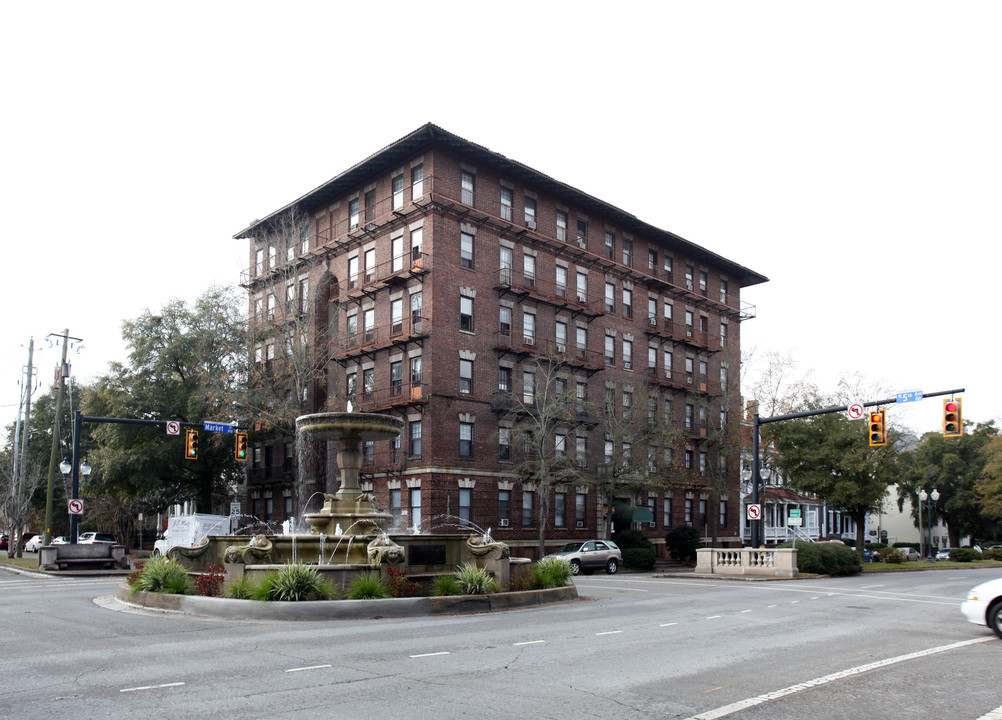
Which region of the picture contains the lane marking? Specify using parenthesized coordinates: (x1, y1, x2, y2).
(513, 640, 546, 646)
(740, 610, 752, 614)
(861, 584, 885, 589)
(704, 686, 724, 693)
(285, 664, 332, 673)
(574, 584, 650, 592)
(706, 616, 721, 620)
(660, 622, 678, 627)
(595, 630, 623, 636)
(683, 637, 994, 720)
(409, 652, 450, 658)
(975, 704, 1002, 720)
(120, 682, 185, 693)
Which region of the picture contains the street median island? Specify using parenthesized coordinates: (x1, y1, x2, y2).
(117, 582, 579, 621)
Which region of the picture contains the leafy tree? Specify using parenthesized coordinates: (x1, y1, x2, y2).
(765, 391, 902, 557)
(976, 434, 1002, 521)
(83, 287, 247, 544)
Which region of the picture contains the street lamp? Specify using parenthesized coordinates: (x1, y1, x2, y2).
(919, 489, 940, 560)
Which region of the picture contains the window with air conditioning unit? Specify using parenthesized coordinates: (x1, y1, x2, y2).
(576, 520, 585, 528)
(499, 518, 510, 527)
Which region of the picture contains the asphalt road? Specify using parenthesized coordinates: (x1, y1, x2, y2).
(1, 565, 1000, 720)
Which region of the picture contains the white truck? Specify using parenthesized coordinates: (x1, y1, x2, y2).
(153, 514, 231, 556)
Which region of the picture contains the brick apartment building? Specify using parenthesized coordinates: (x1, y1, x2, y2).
(235, 124, 767, 558)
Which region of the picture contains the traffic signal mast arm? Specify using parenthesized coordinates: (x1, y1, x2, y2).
(747, 387, 964, 548)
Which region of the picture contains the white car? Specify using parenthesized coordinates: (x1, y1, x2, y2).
(899, 547, 921, 561)
(78, 532, 116, 544)
(24, 534, 45, 552)
(961, 577, 1002, 639)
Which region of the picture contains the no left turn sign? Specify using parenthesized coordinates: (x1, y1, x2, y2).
(166, 421, 180, 435)
(68, 498, 84, 515)
(747, 504, 761, 521)
(847, 403, 865, 420)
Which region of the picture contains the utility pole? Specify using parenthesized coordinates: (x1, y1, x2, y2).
(42, 330, 78, 546)
(8, 340, 34, 558)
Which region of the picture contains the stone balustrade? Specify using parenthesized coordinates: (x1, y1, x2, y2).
(695, 547, 798, 578)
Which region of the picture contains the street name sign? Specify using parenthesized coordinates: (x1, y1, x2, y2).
(896, 390, 923, 404)
(203, 421, 235, 434)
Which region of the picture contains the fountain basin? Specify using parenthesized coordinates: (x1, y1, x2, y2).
(295, 412, 403, 442)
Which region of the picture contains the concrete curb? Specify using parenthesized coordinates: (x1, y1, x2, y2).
(117, 582, 579, 620)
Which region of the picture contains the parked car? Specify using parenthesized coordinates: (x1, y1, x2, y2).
(0, 534, 7, 550)
(50, 536, 69, 545)
(961, 576, 1002, 639)
(78, 532, 116, 544)
(546, 540, 622, 575)
(899, 547, 921, 561)
(24, 534, 44, 552)
(936, 548, 954, 560)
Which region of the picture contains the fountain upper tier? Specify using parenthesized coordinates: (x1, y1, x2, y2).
(295, 412, 403, 442)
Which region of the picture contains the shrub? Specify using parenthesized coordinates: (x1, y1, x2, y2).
(881, 548, 906, 564)
(194, 565, 226, 597)
(454, 563, 500, 595)
(267, 563, 336, 601)
(383, 566, 422, 598)
(983, 548, 1002, 561)
(665, 526, 701, 563)
(433, 574, 463, 596)
(529, 557, 573, 589)
(130, 555, 194, 595)
(126, 559, 146, 586)
(614, 528, 654, 551)
(507, 562, 533, 591)
(347, 571, 391, 599)
(623, 547, 656, 571)
(950, 548, 982, 562)
(226, 574, 255, 599)
(785, 542, 861, 576)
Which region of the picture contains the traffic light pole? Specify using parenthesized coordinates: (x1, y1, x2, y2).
(749, 387, 964, 549)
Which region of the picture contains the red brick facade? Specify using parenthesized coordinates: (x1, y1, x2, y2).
(237, 124, 766, 559)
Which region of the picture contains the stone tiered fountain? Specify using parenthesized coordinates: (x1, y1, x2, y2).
(167, 409, 513, 588)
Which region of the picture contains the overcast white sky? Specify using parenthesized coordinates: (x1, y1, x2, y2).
(2, 1, 998, 446)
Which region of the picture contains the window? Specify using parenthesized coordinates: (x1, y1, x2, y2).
(362, 367, 374, 402)
(576, 326, 587, 355)
(364, 189, 375, 223)
(648, 297, 657, 325)
(555, 321, 568, 351)
(523, 312, 535, 345)
(648, 394, 657, 421)
(576, 271, 588, 303)
(622, 238, 633, 267)
(605, 335, 615, 365)
(458, 488, 472, 526)
(622, 390, 632, 418)
(390, 298, 403, 335)
(411, 227, 423, 263)
(411, 164, 424, 199)
(522, 371, 535, 404)
(390, 361, 402, 396)
(392, 235, 404, 272)
(500, 186, 513, 221)
(663, 255, 673, 282)
(299, 279, 309, 313)
(363, 440, 374, 466)
(576, 218, 588, 248)
(461, 231, 474, 268)
(523, 253, 536, 286)
(622, 287, 632, 318)
(522, 490, 534, 527)
(499, 306, 512, 338)
(411, 291, 423, 323)
(685, 403, 694, 429)
(622, 338, 632, 370)
(685, 356, 694, 376)
(348, 255, 359, 288)
(576, 493, 587, 527)
(556, 210, 568, 241)
(499, 246, 513, 283)
(390, 488, 402, 524)
(685, 449, 693, 469)
(699, 270, 708, 296)
(605, 387, 615, 415)
(498, 365, 512, 391)
(685, 264, 694, 290)
(255, 248, 264, 276)
(648, 248, 657, 272)
(348, 198, 359, 229)
(720, 364, 728, 392)
(699, 498, 708, 527)
(699, 360, 708, 381)
(663, 350, 673, 378)
(499, 489, 511, 523)
(287, 234, 295, 263)
(604, 230, 615, 259)
(576, 436, 587, 467)
(648, 346, 657, 371)
(524, 197, 536, 227)
(409, 420, 422, 458)
(410, 488, 422, 530)
(363, 308, 375, 343)
(346, 314, 358, 339)
(575, 382, 587, 412)
(554, 492, 566, 527)
(720, 322, 728, 349)
(663, 301, 673, 325)
(685, 498, 693, 524)
(555, 433, 566, 457)
(604, 439, 614, 464)
(720, 279, 728, 304)
(410, 356, 422, 383)
(699, 451, 708, 474)
(460, 358, 473, 394)
(605, 282, 615, 313)
(498, 427, 511, 461)
(663, 498, 672, 527)
(685, 310, 694, 332)
(461, 170, 475, 205)
(392, 174, 404, 210)
(647, 497, 656, 527)
(460, 296, 474, 332)
(346, 371, 357, 401)
(364, 248, 375, 283)
(719, 500, 728, 528)
(555, 265, 567, 297)
(459, 421, 474, 457)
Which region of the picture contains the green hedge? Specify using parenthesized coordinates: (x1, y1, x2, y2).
(983, 548, 1002, 561)
(949, 548, 983, 562)
(623, 547, 656, 571)
(779, 542, 861, 575)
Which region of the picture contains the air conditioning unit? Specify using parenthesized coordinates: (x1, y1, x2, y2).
(556, 344, 566, 354)
(527, 219, 537, 230)
(524, 336, 535, 346)
(686, 376, 694, 385)
(686, 328, 694, 337)
(499, 518, 510, 527)
(576, 521, 585, 528)
(648, 317, 657, 326)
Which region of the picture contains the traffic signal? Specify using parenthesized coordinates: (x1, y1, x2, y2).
(943, 398, 963, 437)
(868, 409, 887, 447)
(235, 432, 248, 461)
(185, 429, 199, 460)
